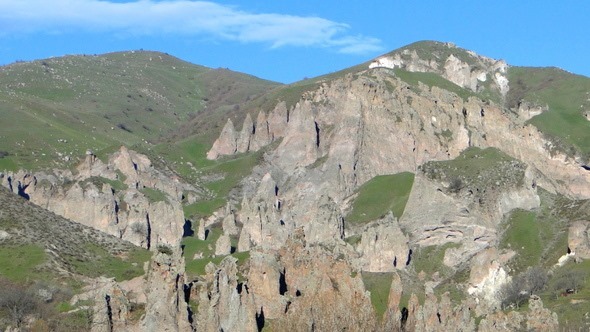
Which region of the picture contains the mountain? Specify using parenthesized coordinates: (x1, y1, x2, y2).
(0, 51, 278, 171)
(1, 41, 590, 331)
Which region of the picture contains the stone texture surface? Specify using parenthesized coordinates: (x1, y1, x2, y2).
(1, 147, 196, 249)
(3, 44, 578, 331)
(569, 220, 590, 259)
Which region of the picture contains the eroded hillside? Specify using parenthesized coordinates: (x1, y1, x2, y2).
(2, 41, 590, 331)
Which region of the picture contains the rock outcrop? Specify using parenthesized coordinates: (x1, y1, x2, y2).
(195, 257, 258, 332)
(142, 250, 193, 332)
(369, 41, 509, 96)
(569, 220, 590, 259)
(478, 296, 558, 332)
(197, 56, 572, 329)
(206, 119, 237, 160)
(354, 213, 410, 272)
(1, 147, 198, 248)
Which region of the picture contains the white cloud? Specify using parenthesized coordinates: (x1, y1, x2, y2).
(0, 0, 383, 54)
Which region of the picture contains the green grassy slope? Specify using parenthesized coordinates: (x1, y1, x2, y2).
(507, 66, 590, 159)
(0, 51, 278, 170)
(0, 187, 150, 283)
(346, 172, 415, 224)
(0, 186, 152, 330)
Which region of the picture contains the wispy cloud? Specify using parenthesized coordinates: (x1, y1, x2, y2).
(0, 0, 383, 54)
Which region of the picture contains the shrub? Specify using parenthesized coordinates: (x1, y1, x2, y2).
(130, 222, 147, 236)
(552, 269, 585, 294)
(500, 266, 548, 309)
(448, 178, 463, 193)
(157, 244, 173, 255)
(0, 284, 38, 328)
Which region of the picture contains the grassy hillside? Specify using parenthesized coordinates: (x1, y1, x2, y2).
(507, 66, 590, 160)
(421, 147, 526, 193)
(0, 187, 151, 284)
(0, 51, 278, 171)
(346, 172, 415, 224)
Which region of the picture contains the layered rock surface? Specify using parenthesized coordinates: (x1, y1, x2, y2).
(6, 43, 587, 330)
(195, 49, 586, 329)
(1, 147, 200, 248)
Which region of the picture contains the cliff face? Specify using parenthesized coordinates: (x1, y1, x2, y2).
(188, 235, 559, 332)
(197, 47, 588, 329)
(0, 146, 200, 249)
(209, 65, 579, 273)
(5, 43, 587, 331)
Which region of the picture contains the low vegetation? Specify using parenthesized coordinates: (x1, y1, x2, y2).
(411, 242, 460, 278)
(508, 66, 590, 160)
(499, 210, 542, 274)
(361, 272, 393, 320)
(182, 225, 250, 278)
(541, 259, 590, 328)
(0, 244, 46, 282)
(496, 188, 590, 326)
(421, 146, 525, 195)
(394, 69, 475, 101)
(140, 187, 168, 203)
(0, 187, 151, 283)
(500, 266, 548, 309)
(68, 244, 151, 281)
(0, 51, 278, 171)
(81, 176, 127, 191)
(183, 146, 269, 220)
(346, 172, 414, 224)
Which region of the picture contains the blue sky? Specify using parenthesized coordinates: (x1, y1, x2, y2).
(0, 0, 588, 83)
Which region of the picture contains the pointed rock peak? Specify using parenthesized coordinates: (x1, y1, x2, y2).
(249, 110, 271, 152)
(207, 119, 238, 160)
(110, 145, 140, 177)
(256, 110, 267, 123)
(224, 118, 236, 131)
(108, 146, 152, 177)
(242, 113, 254, 133)
(237, 113, 255, 153)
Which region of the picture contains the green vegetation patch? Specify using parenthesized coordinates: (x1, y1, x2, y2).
(182, 226, 223, 260)
(0, 244, 46, 282)
(139, 187, 168, 203)
(421, 147, 525, 193)
(150, 136, 215, 182)
(185, 251, 250, 277)
(82, 176, 127, 191)
(362, 272, 393, 320)
(499, 210, 542, 274)
(0, 157, 18, 172)
(0, 51, 278, 171)
(535, 190, 589, 267)
(67, 244, 151, 281)
(499, 188, 589, 274)
(508, 66, 590, 160)
(346, 172, 414, 224)
(394, 69, 474, 101)
(541, 259, 590, 329)
(397, 41, 478, 68)
(182, 225, 250, 278)
(412, 242, 460, 278)
(186, 148, 267, 219)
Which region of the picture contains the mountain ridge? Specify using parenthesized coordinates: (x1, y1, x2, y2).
(2, 40, 590, 330)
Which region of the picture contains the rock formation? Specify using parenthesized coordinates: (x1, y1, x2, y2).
(0, 147, 199, 248)
(5, 42, 585, 330)
(197, 46, 581, 330)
